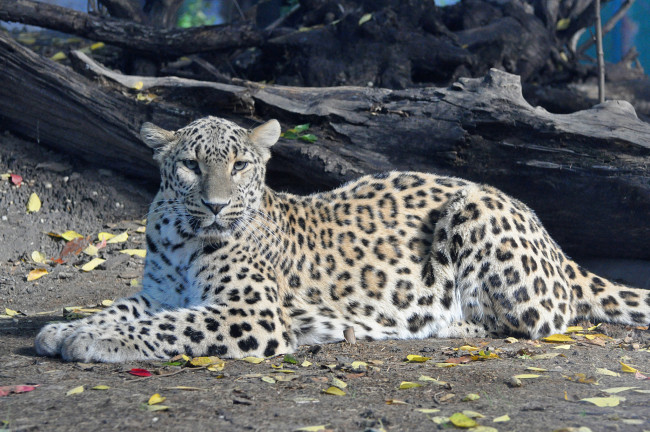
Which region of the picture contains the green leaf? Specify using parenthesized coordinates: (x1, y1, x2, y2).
(293, 123, 310, 133)
(283, 354, 298, 364)
(298, 134, 318, 143)
(281, 130, 298, 140)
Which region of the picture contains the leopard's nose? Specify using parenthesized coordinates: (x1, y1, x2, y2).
(202, 199, 228, 215)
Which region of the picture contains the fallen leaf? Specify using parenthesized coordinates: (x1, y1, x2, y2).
(136, 226, 146, 233)
(350, 361, 367, 370)
(261, 376, 276, 384)
(343, 326, 356, 344)
(120, 249, 146, 258)
(27, 192, 41, 213)
(331, 378, 347, 389)
(31, 251, 47, 263)
(406, 354, 431, 363)
(5, 308, 26, 317)
(596, 368, 620, 377)
(493, 414, 510, 422)
(462, 410, 485, 419)
(462, 393, 480, 401)
(301, 360, 312, 367)
(530, 353, 561, 360)
(92, 385, 110, 390)
(165, 386, 207, 391)
(565, 326, 583, 333)
(457, 345, 479, 352)
(148, 393, 166, 405)
(635, 371, 649, 380)
(27, 268, 48, 281)
(358, 13, 372, 25)
(107, 231, 128, 244)
(604, 386, 638, 394)
(50, 51, 66, 61)
(504, 337, 518, 343)
(416, 408, 441, 413)
(543, 334, 574, 343)
(242, 356, 265, 364)
(588, 323, 602, 331)
(10, 173, 22, 186)
(145, 405, 169, 411)
(435, 362, 457, 368)
(283, 354, 298, 364)
(295, 425, 329, 432)
(189, 356, 224, 368)
(83, 244, 99, 256)
(553, 344, 573, 350)
(418, 375, 448, 386)
(564, 373, 598, 384)
(581, 396, 625, 407)
(0, 385, 38, 397)
(513, 374, 540, 379)
(620, 361, 638, 373)
(556, 17, 571, 30)
(61, 230, 84, 241)
(399, 381, 422, 389)
(81, 258, 106, 272)
(385, 399, 408, 405)
(526, 367, 547, 372)
(133, 81, 144, 90)
(322, 386, 345, 396)
(128, 368, 152, 377)
(66, 385, 84, 396)
(449, 412, 477, 428)
(101, 299, 114, 307)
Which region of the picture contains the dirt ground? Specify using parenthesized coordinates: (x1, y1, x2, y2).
(1, 131, 649, 432)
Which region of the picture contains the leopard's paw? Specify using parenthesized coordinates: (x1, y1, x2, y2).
(34, 322, 79, 357)
(60, 326, 156, 363)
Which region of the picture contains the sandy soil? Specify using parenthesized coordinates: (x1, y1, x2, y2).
(1, 132, 649, 432)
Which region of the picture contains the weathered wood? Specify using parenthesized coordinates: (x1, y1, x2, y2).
(1, 33, 649, 261)
(0, 0, 262, 56)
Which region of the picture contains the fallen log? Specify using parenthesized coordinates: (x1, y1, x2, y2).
(1, 32, 649, 261)
(0, 0, 262, 56)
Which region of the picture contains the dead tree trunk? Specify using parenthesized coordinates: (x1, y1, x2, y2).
(0, 32, 649, 261)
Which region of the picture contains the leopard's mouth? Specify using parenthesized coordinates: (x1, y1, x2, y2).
(195, 219, 234, 239)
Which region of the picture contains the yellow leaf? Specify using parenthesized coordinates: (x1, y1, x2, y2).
(145, 405, 169, 411)
(493, 414, 510, 422)
(543, 334, 574, 343)
(90, 42, 105, 50)
(620, 361, 638, 373)
(27, 268, 48, 281)
(242, 356, 264, 364)
(97, 232, 115, 241)
(27, 192, 41, 213)
(556, 18, 571, 31)
(462, 393, 480, 401)
(418, 375, 447, 385)
(50, 51, 66, 61)
(416, 408, 441, 413)
(435, 363, 456, 368)
(581, 396, 625, 407)
(431, 416, 449, 425)
(462, 410, 485, 419)
(406, 354, 430, 362)
(399, 382, 422, 390)
(136, 226, 146, 233)
(133, 81, 144, 90)
(166, 386, 207, 391)
(565, 326, 583, 333)
(272, 369, 295, 374)
(181, 354, 191, 361)
(331, 378, 347, 389)
(66, 385, 84, 396)
(526, 367, 547, 372)
(530, 353, 561, 360)
(81, 258, 105, 272)
(83, 244, 99, 256)
(323, 386, 346, 396)
(553, 344, 572, 350)
(101, 299, 114, 307)
(107, 231, 128, 244)
(61, 230, 84, 241)
(92, 385, 110, 390)
(119, 249, 146, 258)
(5, 308, 21, 317)
(449, 412, 477, 428)
(513, 374, 540, 379)
(596, 367, 619, 377)
(301, 360, 312, 367)
(604, 386, 638, 394)
(350, 361, 367, 370)
(189, 356, 223, 367)
(207, 363, 225, 372)
(588, 323, 602, 331)
(295, 425, 329, 432)
(358, 13, 372, 26)
(31, 251, 47, 263)
(504, 337, 518, 343)
(261, 376, 276, 384)
(148, 393, 166, 405)
(458, 345, 479, 352)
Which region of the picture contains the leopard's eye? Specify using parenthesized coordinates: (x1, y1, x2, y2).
(232, 161, 248, 173)
(183, 160, 201, 175)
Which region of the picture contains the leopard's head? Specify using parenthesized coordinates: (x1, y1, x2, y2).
(141, 116, 280, 240)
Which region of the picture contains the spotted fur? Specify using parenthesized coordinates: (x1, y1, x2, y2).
(35, 117, 650, 362)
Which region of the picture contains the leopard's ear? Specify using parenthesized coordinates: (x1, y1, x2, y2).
(140, 122, 177, 162)
(249, 120, 280, 161)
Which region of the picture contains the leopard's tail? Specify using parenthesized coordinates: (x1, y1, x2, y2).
(569, 262, 650, 327)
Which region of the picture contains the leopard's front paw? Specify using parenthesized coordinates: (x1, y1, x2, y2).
(34, 322, 79, 357)
(60, 326, 156, 363)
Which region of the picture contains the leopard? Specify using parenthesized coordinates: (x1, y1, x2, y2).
(35, 116, 650, 363)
